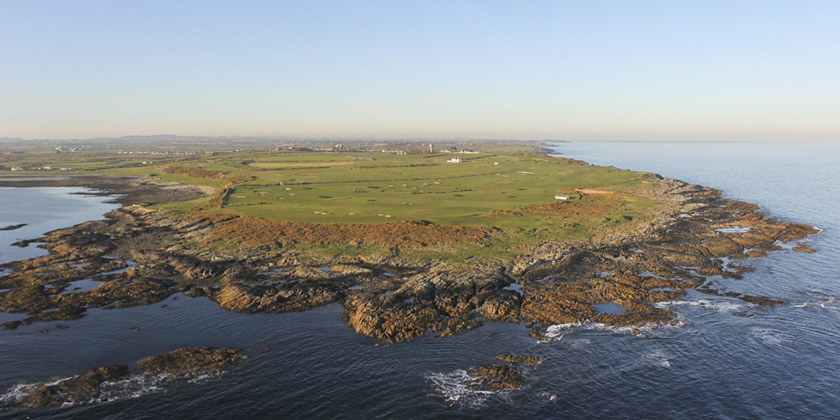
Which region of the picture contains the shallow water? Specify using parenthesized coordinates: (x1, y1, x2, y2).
(0, 187, 120, 264)
(593, 302, 630, 315)
(1, 141, 839, 419)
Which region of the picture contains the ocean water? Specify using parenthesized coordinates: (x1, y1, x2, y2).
(0, 187, 121, 265)
(1, 141, 839, 419)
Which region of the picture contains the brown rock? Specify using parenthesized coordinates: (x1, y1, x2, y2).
(495, 354, 542, 365)
(137, 347, 243, 375)
(466, 365, 526, 391)
(792, 244, 816, 253)
(23, 364, 130, 407)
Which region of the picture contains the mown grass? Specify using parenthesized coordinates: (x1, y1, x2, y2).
(3, 148, 665, 262)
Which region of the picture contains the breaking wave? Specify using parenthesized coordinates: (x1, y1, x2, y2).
(426, 369, 496, 410)
(655, 299, 748, 313)
(540, 316, 688, 342)
(794, 293, 840, 310)
(748, 328, 793, 347)
(640, 350, 672, 368)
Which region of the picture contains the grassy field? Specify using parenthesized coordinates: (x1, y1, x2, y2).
(142, 152, 655, 227)
(1, 145, 664, 261)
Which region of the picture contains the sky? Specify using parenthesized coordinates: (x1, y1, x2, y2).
(1, 0, 839, 141)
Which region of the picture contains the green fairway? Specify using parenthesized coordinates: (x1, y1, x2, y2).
(2, 145, 665, 260)
(147, 151, 658, 230)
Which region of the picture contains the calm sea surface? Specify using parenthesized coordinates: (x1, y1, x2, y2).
(1, 141, 839, 419)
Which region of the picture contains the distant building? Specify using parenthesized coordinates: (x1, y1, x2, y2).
(555, 195, 570, 200)
(11, 167, 23, 171)
(447, 156, 462, 163)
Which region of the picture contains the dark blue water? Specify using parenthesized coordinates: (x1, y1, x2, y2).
(1, 142, 839, 419)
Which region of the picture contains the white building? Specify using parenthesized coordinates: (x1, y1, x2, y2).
(555, 195, 570, 200)
(447, 156, 462, 163)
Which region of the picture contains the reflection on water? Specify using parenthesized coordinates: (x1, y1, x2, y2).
(0, 187, 120, 264)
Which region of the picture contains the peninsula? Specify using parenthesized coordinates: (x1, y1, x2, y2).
(0, 139, 818, 338)
(0, 139, 819, 401)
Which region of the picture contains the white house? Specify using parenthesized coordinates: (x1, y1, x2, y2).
(555, 195, 570, 200)
(447, 156, 462, 163)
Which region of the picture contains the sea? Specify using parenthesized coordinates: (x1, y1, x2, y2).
(1, 141, 839, 419)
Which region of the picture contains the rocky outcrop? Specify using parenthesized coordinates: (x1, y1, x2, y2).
(495, 354, 541, 365)
(137, 347, 244, 375)
(9, 347, 244, 408)
(340, 268, 515, 342)
(211, 282, 346, 313)
(22, 364, 130, 407)
(466, 365, 527, 391)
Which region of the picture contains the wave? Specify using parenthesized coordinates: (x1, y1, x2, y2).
(654, 299, 748, 313)
(426, 369, 497, 410)
(639, 350, 672, 369)
(540, 316, 688, 342)
(794, 293, 840, 310)
(748, 328, 793, 347)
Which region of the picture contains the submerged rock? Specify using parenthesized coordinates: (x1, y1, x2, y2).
(137, 347, 244, 375)
(23, 364, 130, 407)
(7, 347, 244, 408)
(495, 354, 542, 365)
(466, 365, 527, 391)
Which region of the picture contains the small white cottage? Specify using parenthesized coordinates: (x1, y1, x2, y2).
(555, 195, 570, 200)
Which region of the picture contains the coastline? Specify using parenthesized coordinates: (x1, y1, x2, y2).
(0, 164, 819, 341)
(0, 152, 824, 411)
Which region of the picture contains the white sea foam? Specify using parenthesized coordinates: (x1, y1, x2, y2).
(0, 383, 36, 406)
(748, 328, 792, 347)
(426, 370, 495, 409)
(795, 293, 840, 310)
(640, 350, 672, 368)
(655, 299, 747, 313)
(0, 370, 224, 409)
(564, 338, 591, 348)
(540, 316, 687, 341)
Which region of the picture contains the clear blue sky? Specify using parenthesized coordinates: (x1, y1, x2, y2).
(1, 0, 838, 140)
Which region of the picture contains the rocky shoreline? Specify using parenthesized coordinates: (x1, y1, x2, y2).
(0, 173, 819, 344)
